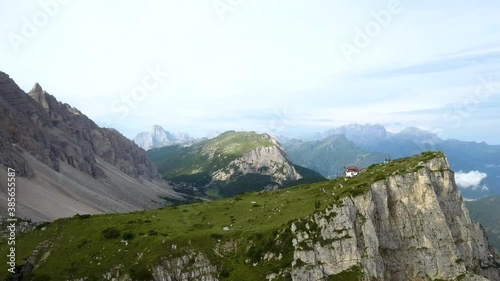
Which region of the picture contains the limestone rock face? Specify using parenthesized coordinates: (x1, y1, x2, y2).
(133, 125, 196, 150)
(212, 144, 302, 184)
(152, 252, 219, 281)
(112, 157, 498, 281)
(288, 157, 500, 281)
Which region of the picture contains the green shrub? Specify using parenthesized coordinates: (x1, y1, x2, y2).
(210, 233, 223, 240)
(77, 239, 89, 249)
(75, 214, 91, 219)
(122, 231, 135, 241)
(129, 264, 153, 281)
(315, 199, 321, 209)
(102, 227, 121, 239)
(31, 274, 52, 281)
(148, 230, 158, 236)
(35, 222, 50, 230)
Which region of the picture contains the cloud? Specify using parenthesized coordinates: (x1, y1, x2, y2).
(2, 1, 500, 143)
(455, 171, 488, 190)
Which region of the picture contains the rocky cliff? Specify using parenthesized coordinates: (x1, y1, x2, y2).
(288, 157, 500, 280)
(212, 136, 302, 184)
(3, 152, 499, 280)
(0, 71, 157, 180)
(133, 125, 196, 150)
(0, 71, 180, 220)
(147, 131, 323, 198)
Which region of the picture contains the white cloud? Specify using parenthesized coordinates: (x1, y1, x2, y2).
(455, 171, 488, 190)
(1, 1, 500, 142)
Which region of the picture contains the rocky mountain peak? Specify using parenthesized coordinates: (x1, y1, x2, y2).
(0, 72, 159, 180)
(398, 127, 442, 144)
(30, 82, 43, 93)
(28, 82, 50, 110)
(134, 125, 196, 150)
(28, 83, 82, 118)
(150, 124, 166, 133)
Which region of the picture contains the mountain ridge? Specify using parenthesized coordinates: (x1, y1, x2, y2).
(2, 152, 499, 280)
(0, 71, 181, 221)
(133, 125, 198, 150)
(148, 131, 325, 198)
(282, 134, 389, 179)
(319, 123, 500, 198)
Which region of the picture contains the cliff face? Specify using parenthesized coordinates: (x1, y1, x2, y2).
(59, 156, 498, 281)
(289, 157, 499, 280)
(133, 125, 196, 150)
(0, 71, 157, 180)
(147, 131, 321, 198)
(212, 144, 302, 184)
(0, 71, 181, 221)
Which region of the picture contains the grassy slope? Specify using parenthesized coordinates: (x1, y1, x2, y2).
(465, 196, 500, 252)
(1, 152, 445, 280)
(147, 131, 325, 198)
(147, 131, 274, 178)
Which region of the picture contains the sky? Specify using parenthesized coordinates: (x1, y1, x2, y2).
(1, 0, 500, 143)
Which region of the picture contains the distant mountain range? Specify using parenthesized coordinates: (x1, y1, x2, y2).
(280, 123, 500, 198)
(147, 131, 325, 198)
(0, 72, 499, 280)
(282, 134, 389, 179)
(0, 71, 181, 221)
(133, 125, 199, 150)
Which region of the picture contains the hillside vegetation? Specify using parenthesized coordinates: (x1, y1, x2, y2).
(148, 131, 274, 177)
(466, 196, 500, 252)
(147, 131, 324, 198)
(1, 152, 446, 280)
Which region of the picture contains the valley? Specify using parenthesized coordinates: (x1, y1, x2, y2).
(2, 1, 500, 279)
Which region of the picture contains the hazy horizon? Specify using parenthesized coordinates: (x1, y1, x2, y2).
(2, 0, 500, 144)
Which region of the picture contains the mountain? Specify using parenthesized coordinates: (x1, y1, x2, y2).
(2, 152, 499, 280)
(147, 131, 325, 198)
(466, 196, 500, 252)
(0, 71, 181, 221)
(324, 124, 441, 157)
(282, 134, 389, 178)
(324, 123, 500, 198)
(133, 125, 197, 150)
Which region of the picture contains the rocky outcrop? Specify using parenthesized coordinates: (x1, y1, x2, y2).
(86, 156, 498, 281)
(8, 154, 500, 280)
(0, 71, 158, 180)
(152, 252, 219, 281)
(285, 157, 500, 280)
(212, 144, 302, 184)
(0, 71, 183, 221)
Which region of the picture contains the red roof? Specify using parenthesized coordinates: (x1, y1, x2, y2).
(345, 166, 359, 172)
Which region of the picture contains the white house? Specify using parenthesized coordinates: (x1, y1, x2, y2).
(344, 166, 360, 177)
